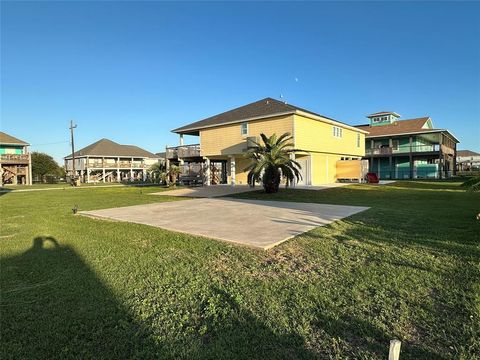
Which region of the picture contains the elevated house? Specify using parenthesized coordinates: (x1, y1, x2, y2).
(167, 98, 367, 186)
(64, 138, 160, 183)
(355, 112, 459, 179)
(0, 131, 32, 186)
(456, 150, 480, 172)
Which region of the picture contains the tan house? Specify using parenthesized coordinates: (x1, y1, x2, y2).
(65, 138, 160, 183)
(456, 150, 480, 171)
(167, 98, 367, 186)
(0, 131, 32, 186)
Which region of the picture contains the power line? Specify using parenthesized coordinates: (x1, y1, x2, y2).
(30, 140, 70, 146)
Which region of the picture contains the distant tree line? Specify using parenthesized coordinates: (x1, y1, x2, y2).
(31, 152, 65, 183)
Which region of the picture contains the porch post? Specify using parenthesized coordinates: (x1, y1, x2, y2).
(438, 133, 443, 179)
(370, 139, 374, 172)
(409, 136, 413, 179)
(13, 166, 18, 185)
(165, 145, 170, 169)
(205, 158, 211, 186)
(230, 156, 236, 186)
(179, 134, 184, 146)
(453, 142, 457, 176)
(117, 157, 121, 182)
(130, 157, 134, 180)
(101, 157, 105, 183)
(28, 151, 33, 185)
(85, 156, 90, 184)
(388, 138, 393, 179)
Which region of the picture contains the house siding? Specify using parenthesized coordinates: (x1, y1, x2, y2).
(293, 114, 365, 157)
(294, 114, 365, 184)
(200, 114, 294, 157)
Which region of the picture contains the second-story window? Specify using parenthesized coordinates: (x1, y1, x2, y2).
(333, 126, 343, 138)
(241, 122, 248, 136)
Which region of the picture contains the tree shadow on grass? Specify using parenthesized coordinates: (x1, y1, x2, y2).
(0, 188, 13, 196)
(1, 236, 161, 359)
(1, 236, 320, 359)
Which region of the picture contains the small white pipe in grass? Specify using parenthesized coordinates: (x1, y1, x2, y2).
(389, 339, 401, 360)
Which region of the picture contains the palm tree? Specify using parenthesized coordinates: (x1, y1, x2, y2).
(167, 165, 181, 186)
(148, 162, 166, 184)
(244, 132, 304, 193)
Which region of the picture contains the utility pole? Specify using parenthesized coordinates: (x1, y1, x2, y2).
(69, 120, 77, 178)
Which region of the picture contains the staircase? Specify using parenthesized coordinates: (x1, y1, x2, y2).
(2, 166, 17, 184)
(91, 171, 114, 182)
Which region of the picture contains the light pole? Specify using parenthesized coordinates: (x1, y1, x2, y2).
(69, 120, 77, 180)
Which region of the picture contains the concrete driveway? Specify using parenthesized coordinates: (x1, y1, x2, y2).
(150, 185, 253, 198)
(80, 198, 368, 249)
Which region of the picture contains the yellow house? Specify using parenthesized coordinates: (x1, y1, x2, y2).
(168, 98, 367, 186)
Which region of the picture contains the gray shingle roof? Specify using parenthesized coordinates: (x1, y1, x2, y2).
(172, 97, 341, 134)
(0, 131, 29, 145)
(457, 150, 480, 157)
(65, 138, 159, 159)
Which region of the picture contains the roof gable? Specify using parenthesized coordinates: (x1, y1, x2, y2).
(0, 131, 29, 145)
(172, 97, 341, 134)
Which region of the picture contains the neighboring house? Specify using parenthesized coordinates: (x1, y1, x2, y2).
(154, 152, 166, 166)
(64, 138, 160, 183)
(355, 112, 459, 179)
(167, 97, 367, 186)
(0, 131, 32, 186)
(456, 150, 480, 171)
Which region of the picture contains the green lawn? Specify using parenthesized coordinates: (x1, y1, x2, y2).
(0, 182, 160, 190)
(1, 182, 478, 359)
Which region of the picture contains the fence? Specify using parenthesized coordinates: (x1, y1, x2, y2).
(375, 169, 455, 180)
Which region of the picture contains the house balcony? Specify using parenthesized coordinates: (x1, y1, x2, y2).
(166, 144, 201, 159)
(0, 154, 29, 164)
(86, 161, 147, 169)
(366, 144, 441, 156)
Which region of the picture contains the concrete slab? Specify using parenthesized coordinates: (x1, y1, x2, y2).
(80, 198, 369, 249)
(151, 185, 253, 198)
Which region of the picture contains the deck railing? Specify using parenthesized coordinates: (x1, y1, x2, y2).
(166, 144, 201, 159)
(0, 154, 29, 163)
(366, 144, 441, 156)
(86, 161, 147, 168)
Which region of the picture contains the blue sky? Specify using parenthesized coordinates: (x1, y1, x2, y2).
(2, 1, 479, 163)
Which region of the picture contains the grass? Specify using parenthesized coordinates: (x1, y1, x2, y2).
(0, 182, 162, 190)
(1, 182, 479, 359)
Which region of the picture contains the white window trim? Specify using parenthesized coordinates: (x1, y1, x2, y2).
(333, 126, 343, 138)
(241, 122, 248, 136)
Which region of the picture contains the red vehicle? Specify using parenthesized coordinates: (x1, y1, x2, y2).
(366, 172, 379, 184)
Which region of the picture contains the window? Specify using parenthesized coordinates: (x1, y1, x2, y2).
(241, 122, 248, 136)
(333, 126, 342, 138)
(392, 140, 399, 150)
(356, 133, 361, 147)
